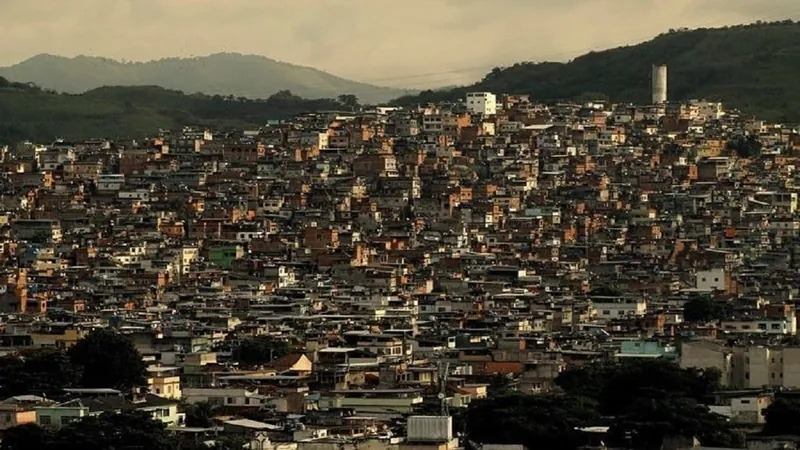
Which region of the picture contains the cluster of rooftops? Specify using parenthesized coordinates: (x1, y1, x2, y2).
(0, 92, 800, 445)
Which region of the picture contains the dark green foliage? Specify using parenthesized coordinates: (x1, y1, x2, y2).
(464, 360, 738, 450)
(67, 329, 147, 390)
(336, 94, 360, 111)
(726, 135, 763, 158)
(556, 359, 720, 415)
(392, 21, 800, 121)
(683, 296, 726, 323)
(763, 398, 800, 435)
(556, 360, 735, 449)
(1, 411, 191, 450)
(0, 348, 82, 398)
(232, 336, 291, 367)
(1, 423, 53, 450)
(487, 373, 514, 396)
(588, 286, 623, 297)
(465, 393, 600, 450)
(182, 401, 216, 428)
(607, 397, 744, 449)
(0, 81, 350, 144)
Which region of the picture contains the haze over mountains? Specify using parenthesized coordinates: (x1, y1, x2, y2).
(0, 53, 411, 104)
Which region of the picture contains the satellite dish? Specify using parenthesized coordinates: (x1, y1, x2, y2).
(437, 393, 445, 400)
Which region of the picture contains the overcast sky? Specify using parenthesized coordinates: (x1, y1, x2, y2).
(1, 0, 797, 88)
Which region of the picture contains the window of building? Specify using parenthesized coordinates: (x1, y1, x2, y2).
(62, 416, 80, 425)
(39, 415, 52, 426)
(741, 399, 751, 404)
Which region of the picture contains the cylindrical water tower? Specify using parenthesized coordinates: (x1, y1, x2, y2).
(651, 64, 668, 104)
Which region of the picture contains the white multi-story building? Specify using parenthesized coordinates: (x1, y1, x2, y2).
(466, 92, 497, 116)
(592, 297, 647, 320)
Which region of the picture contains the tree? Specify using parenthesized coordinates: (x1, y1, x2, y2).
(336, 94, 360, 110)
(726, 134, 763, 158)
(555, 360, 734, 449)
(68, 329, 146, 390)
(608, 397, 743, 449)
(457, 360, 736, 450)
(183, 401, 216, 428)
(683, 296, 725, 323)
(557, 359, 719, 416)
(763, 398, 800, 435)
(464, 393, 600, 450)
(1, 423, 52, 450)
(232, 336, 291, 367)
(0, 348, 82, 398)
(588, 286, 623, 297)
(1, 411, 188, 450)
(487, 373, 514, 396)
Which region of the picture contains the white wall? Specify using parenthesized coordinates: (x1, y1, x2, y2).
(466, 92, 497, 115)
(696, 268, 725, 291)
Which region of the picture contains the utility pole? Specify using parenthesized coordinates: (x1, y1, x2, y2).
(437, 360, 450, 416)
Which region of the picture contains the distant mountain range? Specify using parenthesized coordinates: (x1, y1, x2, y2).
(0, 53, 411, 104)
(392, 20, 800, 122)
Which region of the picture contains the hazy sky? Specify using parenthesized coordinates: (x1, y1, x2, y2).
(1, 0, 798, 88)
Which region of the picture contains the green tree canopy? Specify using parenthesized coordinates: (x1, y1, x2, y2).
(1, 423, 53, 450)
(726, 134, 763, 158)
(68, 329, 146, 390)
(182, 401, 216, 428)
(450, 359, 738, 450)
(464, 393, 600, 450)
(763, 398, 800, 436)
(607, 397, 743, 449)
(588, 286, 623, 297)
(555, 360, 731, 449)
(683, 296, 726, 323)
(232, 336, 291, 367)
(1, 411, 186, 450)
(556, 359, 720, 415)
(0, 348, 82, 398)
(336, 94, 360, 110)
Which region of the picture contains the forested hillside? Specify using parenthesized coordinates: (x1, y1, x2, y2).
(393, 21, 800, 121)
(0, 78, 344, 143)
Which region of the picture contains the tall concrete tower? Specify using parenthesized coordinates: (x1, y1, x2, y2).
(652, 64, 668, 104)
